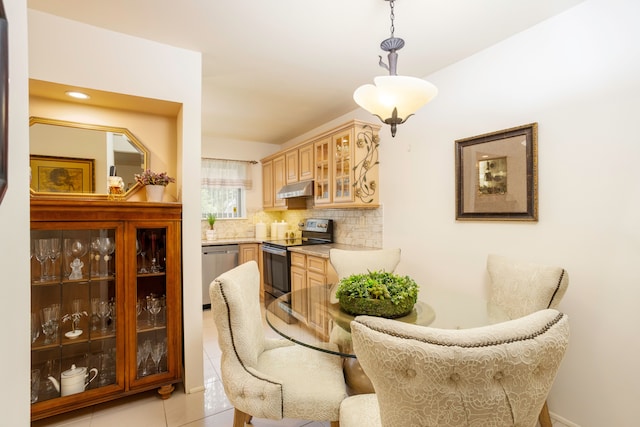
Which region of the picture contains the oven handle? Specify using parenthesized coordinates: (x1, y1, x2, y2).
(262, 245, 288, 257)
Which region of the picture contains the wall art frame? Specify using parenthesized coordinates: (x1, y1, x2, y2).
(30, 155, 95, 194)
(455, 123, 538, 221)
(0, 0, 8, 205)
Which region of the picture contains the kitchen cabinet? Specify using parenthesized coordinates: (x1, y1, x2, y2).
(318, 121, 381, 208)
(262, 160, 274, 208)
(273, 155, 286, 208)
(239, 243, 260, 265)
(285, 143, 313, 185)
(298, 143, 314, 182)
(288, 252, 337, 339)
(30, 199, 182, 421)
(285, 149, 299, 184)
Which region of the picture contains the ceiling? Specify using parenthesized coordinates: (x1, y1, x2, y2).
(27, 0, 585, 144)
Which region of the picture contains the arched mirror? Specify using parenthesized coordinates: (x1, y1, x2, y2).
(29, 117, 148, 198)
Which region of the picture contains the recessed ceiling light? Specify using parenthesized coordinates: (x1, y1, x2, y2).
(65, 91, 90, 100)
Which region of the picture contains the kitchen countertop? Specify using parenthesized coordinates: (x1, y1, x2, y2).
(201, 238, 262, 246)
(288, 243, 377, 259)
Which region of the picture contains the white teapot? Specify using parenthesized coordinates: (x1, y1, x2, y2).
(48, 364, 98, 396)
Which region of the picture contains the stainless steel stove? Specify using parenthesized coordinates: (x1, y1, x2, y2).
(262, 218, 333, 315)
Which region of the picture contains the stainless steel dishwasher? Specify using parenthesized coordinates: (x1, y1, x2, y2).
(202, 244, 238, 308)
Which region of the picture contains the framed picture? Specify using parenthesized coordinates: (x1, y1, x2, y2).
(455, 123, 538, 221)
(30, 155, 95, 193)
(0, 0, 7, 205)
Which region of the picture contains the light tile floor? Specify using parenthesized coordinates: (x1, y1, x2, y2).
(33, 309, 571, 427)
(32, 309, 330, 427)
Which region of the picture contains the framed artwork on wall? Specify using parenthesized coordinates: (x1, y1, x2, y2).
(455, 123, 538, 221)
(30, 155, 95, 193)
(0, 0, 8, 205)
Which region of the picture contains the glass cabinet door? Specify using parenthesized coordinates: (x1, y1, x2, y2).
(314, 137, 331, 204)
(132, 226, 169, 383)
(332, 131, 352, 202)
(30, 226, 122, 405)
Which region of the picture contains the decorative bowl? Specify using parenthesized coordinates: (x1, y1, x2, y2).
(338, 295, 415, 318)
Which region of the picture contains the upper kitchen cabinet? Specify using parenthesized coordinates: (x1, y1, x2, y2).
(261, 120, 379, 210)
(285, 143, 313, 184)
(316, 121, 381, 209)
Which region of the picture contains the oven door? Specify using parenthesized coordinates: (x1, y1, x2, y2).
(262, 244, 291, 298)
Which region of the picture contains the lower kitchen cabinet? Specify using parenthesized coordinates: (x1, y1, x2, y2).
(30, 200, 182, 421)
(289, 251, 337, 339)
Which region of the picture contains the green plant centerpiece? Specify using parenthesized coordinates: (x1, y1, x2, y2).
(335, 270, 419, 318)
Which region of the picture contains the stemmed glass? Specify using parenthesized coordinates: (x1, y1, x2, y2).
(65, 239, 88, 280)
(138, 339, 153, 377)
(34, 239, 50, 282)
(147, 296, 162, 327)
(136, 299, 144, 329)
(138, 233, 148, 273)
(92, 298, 111, 333)
(97, 237, 115, 277)
(47, 238, 61, 280)
(151, 340, 166, 373)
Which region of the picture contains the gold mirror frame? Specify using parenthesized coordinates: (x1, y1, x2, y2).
(29, 117, 149, 199)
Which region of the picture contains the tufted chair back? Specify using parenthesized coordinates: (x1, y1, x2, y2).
(329, 248, 401, 280)
(344, 309, 569, 427)
(486, 254, 569, 323)
(210, 261, 346, 426)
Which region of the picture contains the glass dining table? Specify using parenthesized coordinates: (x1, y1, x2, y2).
(265, 284, 498, 393)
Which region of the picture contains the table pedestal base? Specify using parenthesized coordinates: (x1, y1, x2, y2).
(344, 358, 375, 395)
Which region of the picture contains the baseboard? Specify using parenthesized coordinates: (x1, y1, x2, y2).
(187, 385, 206, 394)
(551, 411, 581, 427)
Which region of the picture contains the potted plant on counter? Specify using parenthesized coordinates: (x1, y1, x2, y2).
(335, 270, 419, 318)
(205, 213, 217, 240)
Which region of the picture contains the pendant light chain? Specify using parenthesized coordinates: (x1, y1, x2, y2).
(389, 0, 396, 38)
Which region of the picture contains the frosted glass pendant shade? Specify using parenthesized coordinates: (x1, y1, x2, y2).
(353, 75, 438, 124)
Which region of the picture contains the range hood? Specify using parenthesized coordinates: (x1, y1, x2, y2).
(276, 180, 313, 199)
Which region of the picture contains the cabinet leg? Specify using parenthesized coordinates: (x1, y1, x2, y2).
(157, 384, 175, 399)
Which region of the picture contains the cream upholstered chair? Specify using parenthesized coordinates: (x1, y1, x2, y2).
(486, 254, 569, 323)
(486, 254, 569, 427)
(339, 309, 570, 427)
(328, 248, 401, 304)
(209, 261, 346, 427)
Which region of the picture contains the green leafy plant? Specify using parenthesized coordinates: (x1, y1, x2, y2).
(335, 270, 419, 318)
(134, 169, 176, 186)
(206, 213, 216, 229)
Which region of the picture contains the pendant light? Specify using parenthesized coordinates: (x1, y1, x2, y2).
(353, 0, 438, 137)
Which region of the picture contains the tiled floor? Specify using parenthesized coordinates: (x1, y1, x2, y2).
(33, 309, 571, 427)
(32, 309, 330, 427)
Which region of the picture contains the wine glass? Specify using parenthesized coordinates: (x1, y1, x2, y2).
(138, 233, 148, 273)
(66, 239, 88, 280)
(136, 299, 144, 329)
(31, 312, 40, 344)
(34, 239, 50, 282)
(139, 339, 153, 376)
(97, 237, 115, 277)
(92, 298, 111, 333)
(47, 238, 61, 280)
(147, 297, 161, 327)
(151, 340, 166, 373)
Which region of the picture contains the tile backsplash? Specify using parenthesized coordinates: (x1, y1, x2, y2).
(202, 207, 383, 248)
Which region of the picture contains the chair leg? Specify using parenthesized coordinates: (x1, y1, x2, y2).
(538, 400, 552, 427)
(233, 408, 252, 427)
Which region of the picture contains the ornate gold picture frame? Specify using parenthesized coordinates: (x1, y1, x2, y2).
(455, 123, 538, 221)
(30, 155, 95, 194)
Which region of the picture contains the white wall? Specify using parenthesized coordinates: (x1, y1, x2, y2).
(379, 0, 639, 425)
(1, 0, 30, 424)
(28, 10, 205, 395)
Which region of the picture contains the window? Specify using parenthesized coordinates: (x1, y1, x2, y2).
(201, 159, 252, 219)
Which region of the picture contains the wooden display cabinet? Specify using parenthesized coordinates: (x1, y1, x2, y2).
(30, 199, 182, 421)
